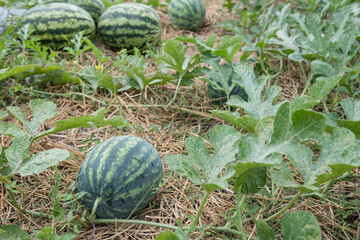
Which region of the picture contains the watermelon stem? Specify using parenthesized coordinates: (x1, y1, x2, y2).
(188, 191, 211, 234)
(166, 74, 184, 107)
(89, 197, 103, 221)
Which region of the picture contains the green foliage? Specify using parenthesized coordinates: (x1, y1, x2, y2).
(0, 99, 127, 176)
(282, 211, 321, 240)
(0, 225, 31, 240)
(165, 125, 240, 193)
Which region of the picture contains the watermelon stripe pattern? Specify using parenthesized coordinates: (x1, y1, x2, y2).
(76, 136, 163, 219)
(98, 3, 162, 49)
(22, 3, 95, 44)
(169, 0, 206, 31)
(40, 0, 105, 23)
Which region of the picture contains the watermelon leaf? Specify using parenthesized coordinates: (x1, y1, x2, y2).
(0, 64, 63, 81)
(0, 225, 31, 240)
(210, 110, 257, 132)
(165, 125, 240, 193)
(16, 148, 70, 176)
(36, 107, 127, 139)
(282, 211, 321, 240)
(273, 127, 360, 191)
(1, 100, 128, 177)
(336, 98, 360, 138)
(7, 99, 58, 136)
(232, 102, 326, 188)
(308, 74, 343, 100)
(256, 220, 275, 240)
(228, 64, 284, 119)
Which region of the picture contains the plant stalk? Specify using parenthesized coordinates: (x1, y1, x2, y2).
(236, 188, 247, 240)
(264, 190, 303, 222)
(89, 197, 102, 221)
(166, 74, 184, 107)
(188, 191, 211, 234)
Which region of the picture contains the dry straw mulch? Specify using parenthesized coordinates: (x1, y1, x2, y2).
(1, 0, 359, 239)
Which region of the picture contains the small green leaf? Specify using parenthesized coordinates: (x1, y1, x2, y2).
(311, 60, 334, 77)
(7, 99, 58, 136)
(210, 110, 257, 132)
(155, 231, 180, 240)
(17, 148, 70, 177)
(340, 97, 360, 121)
(0, 111, 7, 120)
(35, 226, 77, 240)
(282, 211, 321, 240)
(290, 95, 319, 113)
(309, 74, 343, 100)
(0, 122, 24, 137)
(37, 108, 127, 139)
(256, 220, 275, 240)
(234, 167, 267, 194)
(5, 133, 31, 175)
(0, 225, 30, 240)
(0, 64, 62, 81)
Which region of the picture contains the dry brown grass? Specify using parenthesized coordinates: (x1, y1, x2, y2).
(1, 0, 359, 239)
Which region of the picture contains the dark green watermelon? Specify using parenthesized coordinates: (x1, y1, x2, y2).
(76, 135, 163, 219)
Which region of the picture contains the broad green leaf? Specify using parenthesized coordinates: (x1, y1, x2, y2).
(340, 97, 360, 121)
(286, 128, 360, 191)
(308, 74, 343, 100)
(37, 108, 127, 139)
(155, 232, 179, 240)
(234, 167, 267, 193)
(0, 111, 7, 120)
(17, 148, 70, 177)
(210, 110, 257, 132)
(313, 128, 360, 186)
(212, 35, 243, 65)
(256, 220, 275, 240)
(282, 211, 321, 240)
(165, 125, 240, 193)
(334, 98, 360, 138)
(0, 122, 24, 137)
(290, 95, 319, 113)
(36, 70, 82, 85)
(311, 60, 334, 77)
(270, 162, 300, 189)
(201, 59, 235, 97)
(232, 117, 282, 177)
(99, 74, 118, 94)
(158, 39, 190, 74)
(4, 133, 31, 175)
(34, 226, 77, 240)
(0, 225, 30, 240)
(0, 64, 62, 81)
(228, 64, 284, 119)
(336, 120, 360, 139)
(7, 99, 58, 136)
(232, 102, 326, 180)
(272, 103, 326, 145)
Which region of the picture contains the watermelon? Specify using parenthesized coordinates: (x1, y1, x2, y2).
(76, 135, 163, 219)
(207, 63, 248, 107)
(21, 3, 95, 46)
(98, 3, 162, 49)
(168, 0, 206, 31)
(39, 0, 105, 23)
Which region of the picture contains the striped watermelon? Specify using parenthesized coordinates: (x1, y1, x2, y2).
(98, 3, 162, 49)
(76, 135, 163, 219)
(39, 0, 105, 23)
(168, 0, 206, 31)
(21, 3, 95, 45)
